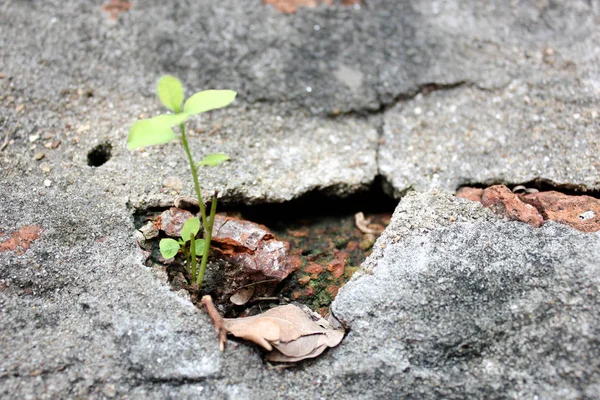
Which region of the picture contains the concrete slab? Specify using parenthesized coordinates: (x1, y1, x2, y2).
(1, 0, 599, 398)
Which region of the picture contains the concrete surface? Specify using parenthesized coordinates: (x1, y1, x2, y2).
(1, 0, 599, 398)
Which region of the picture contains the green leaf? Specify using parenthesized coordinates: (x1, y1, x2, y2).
(127, 113, 189, 150)
(157, 75, 184, 113)
(197, 153, 231, 167)
(181, 217, 201, 242)
(159, 238, 180, 259)
(194, 238, 206, 255)
(183, 90, 237, 115)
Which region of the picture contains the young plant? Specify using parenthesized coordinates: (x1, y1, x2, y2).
(128, 75, 236, 287)
(159, 217, 206, 279)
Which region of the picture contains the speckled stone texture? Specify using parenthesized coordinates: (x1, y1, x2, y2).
(1, 0, 600, 398)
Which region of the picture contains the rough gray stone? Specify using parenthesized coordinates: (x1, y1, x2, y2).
(381, 80, 600, 195)
(332, 191, 600, 399)
(2, 0, 600, 399)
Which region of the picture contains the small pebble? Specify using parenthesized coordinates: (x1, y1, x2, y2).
(40, 164, 51, 173)
(101, 384, 117, 398)
(76, 124, 90, 134)
(43, 179, 52, 187)
(44, 139, 61, 149)
(28, 134, 40, 143)
(163, 176, 183, 192)
(15, 104, 24, 113)
(34, 152, 45, 161)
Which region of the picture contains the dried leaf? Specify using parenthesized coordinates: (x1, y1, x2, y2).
(201, 296, 228, 351)
(230, 286, 256, 305)
(224, 317, 280, 351)
(354, 212, 379, 234)
(202, 296, 344, 362)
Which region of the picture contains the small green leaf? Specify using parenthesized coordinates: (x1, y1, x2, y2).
(183, 90, 237, 115)
(194, 238, 206, 255)
(197, 153, 231, 167)
(157, 75, 184, 113)
(181, 217, 201, 241)
(159, 238, 180, 259)
(127, 113, 189, 149)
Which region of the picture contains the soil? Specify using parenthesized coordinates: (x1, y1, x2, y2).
(135, 206, 391, 317)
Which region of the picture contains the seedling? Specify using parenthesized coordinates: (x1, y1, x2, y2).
(128, 75, 236, 287)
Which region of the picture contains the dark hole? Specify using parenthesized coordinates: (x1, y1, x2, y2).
(87, 142, 112, 167)
(222, 175, 398, 223)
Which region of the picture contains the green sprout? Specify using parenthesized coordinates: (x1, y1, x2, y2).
(128, 75, 236, 287)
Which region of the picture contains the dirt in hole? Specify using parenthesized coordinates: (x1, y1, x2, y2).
(135, 191, 395, 318)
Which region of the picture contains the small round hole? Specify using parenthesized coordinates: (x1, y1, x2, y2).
(87, 142, 112, 167)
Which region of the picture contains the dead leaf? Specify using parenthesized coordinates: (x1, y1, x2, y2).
(354, 212, 380, 234)
(230, 286, 256, 305)
(201, 296, 228, 351)
(202, 295, 344, 362)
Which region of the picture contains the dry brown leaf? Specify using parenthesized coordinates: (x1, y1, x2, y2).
(268, 343, 328, 363)
(202, 296, 344, 362)
(224, 317, 281, 351)
(354, 212, 380, 234)
(230, 286, 256, 305)
(201, 296, 228, 351)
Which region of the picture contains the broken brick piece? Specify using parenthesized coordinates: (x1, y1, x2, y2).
(0, 225, 43, 255)
(456, 187, 484, 202)
(303, 263, 324, 278)
(101, 0, 131, 21)
(212, 215, 300, 281)
(160, 207, 194, 238)
(212, 215, 272, 252)
(520, 191, 600, 233)
(326, 285, 339, 297)
(481, 185, 544, 228)
(327, 250, 348, 278)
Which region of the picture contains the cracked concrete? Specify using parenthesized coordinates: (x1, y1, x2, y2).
(1, 0, 600, 398)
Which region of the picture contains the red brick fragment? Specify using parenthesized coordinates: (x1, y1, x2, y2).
(456, 187, 484, 202)
(160, 207, 194, 238)
(263, 0, 358, 14)
(327, 250, 348, 278)
(520, 191, 600, 233)
(0, 225, 43, 255)
(326, 285, 339, 297)
(212, 215, 300, 281)
(101, 0, 131, 21)
(481, 185, 544, 228)
(298, 276, 311, 285)
(304, 263, 324, 279)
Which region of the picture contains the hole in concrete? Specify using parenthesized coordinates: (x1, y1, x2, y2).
(87, 142, 112, 167)
(134, 179, 398, 317)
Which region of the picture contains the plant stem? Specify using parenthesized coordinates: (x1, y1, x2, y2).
(197, 193, 218, 287)
(190, 233, 197, 282)
(179, 123, 215, 288)
(179, 124, 208, 228)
